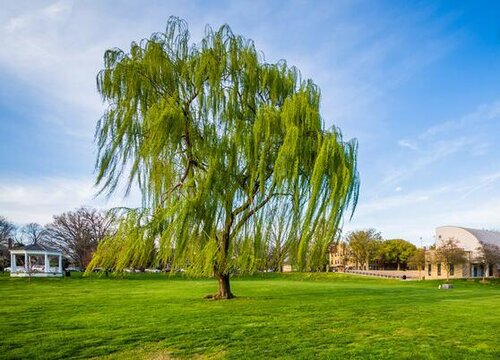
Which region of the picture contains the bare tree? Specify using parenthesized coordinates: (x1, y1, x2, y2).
(266, 202, 293, 272)
(45, 207, 114, 270)
(436, 238, 467, 283)
(475, 243, 500, 280)
(0, 216, 16, 247)
(408, 248, 426, 279)
(21, 223, 47, 245)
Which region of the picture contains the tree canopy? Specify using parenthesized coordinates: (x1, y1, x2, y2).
(88, 17, 359, 298)
(378, 239, 416, 270)
(475, 243, 500, 280)
(346, 229, 382, 270)
(21, 223, 47, 245)
(436, 238, 467, 282)
(408, 248, 426, 274)
(45, 207, 114, 270)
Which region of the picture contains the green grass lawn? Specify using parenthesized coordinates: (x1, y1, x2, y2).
(0, 272, 498, 359)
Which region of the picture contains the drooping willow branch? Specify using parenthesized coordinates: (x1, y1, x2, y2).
(87, 17, 360, 280)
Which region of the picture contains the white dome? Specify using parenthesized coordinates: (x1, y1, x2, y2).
(436, 226, 500, 252)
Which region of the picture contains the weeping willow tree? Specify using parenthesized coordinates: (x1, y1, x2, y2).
(88, 17, 359, 299)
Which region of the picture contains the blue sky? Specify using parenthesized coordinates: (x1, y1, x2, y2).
(1, 0, 499, 245)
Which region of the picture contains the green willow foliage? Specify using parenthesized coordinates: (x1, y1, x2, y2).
(88, 17, 359, 278)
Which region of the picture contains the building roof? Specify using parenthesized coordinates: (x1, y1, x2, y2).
(460, 227, 500, 247)
(13, 243, 61, 253)
(436, 226, 500, 251)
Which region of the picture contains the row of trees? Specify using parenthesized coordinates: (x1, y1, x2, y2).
(344, 229, 417, 270)
(1, 219, 46, 247)
(0, 208, 113, 271)
(0, 206, 322, 274)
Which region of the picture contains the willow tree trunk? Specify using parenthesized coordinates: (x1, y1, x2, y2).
(212, 220, 235, 299)
(216, 273, 234, 299)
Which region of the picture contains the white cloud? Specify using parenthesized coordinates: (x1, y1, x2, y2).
(380, 100, 500, 187)
(1, 1, 103, 138)
(461, 171, 500, 199)
(422, 101, 500, 139)
(0, 1, 459, 144)
(398, 139, 418, 151)
(0, 177, 94, 224)
(0, 177, 141, 225)
(383, 136, 475, 185)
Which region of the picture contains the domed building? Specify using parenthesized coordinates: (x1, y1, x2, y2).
(425, 226, 500, 279)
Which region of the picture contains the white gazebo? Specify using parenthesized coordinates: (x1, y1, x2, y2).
(10, 244, 63, 277)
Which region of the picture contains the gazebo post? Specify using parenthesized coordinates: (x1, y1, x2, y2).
(24, 252, 28, 271)
(45, 254, 49, 273)
(11, 253, 16, 272)
(58, 255, 62, 274)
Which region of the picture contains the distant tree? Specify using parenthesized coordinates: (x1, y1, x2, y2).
(475, 243, 500, 281)
(379, 239, 416, 270)
(408, 248, 426, 278)
(338, 241, 353, 270)
(265, 202, 293, 272)
(307, 219, 335, 272)
(435, 238, 467, 282)
(0, 216, 16, 247)
(0, 246, 8, 270)
(367, 238, 383, 270)
(21, 223, 47, 245)
(88, 17, 359, 299)
(347, 229, 382, 270)
(45, 207, 114, 270)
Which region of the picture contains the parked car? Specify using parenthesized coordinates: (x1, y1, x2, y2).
(65, 266, 81, 272)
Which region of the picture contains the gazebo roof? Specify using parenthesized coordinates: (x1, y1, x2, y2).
(11, 243, 61, 254)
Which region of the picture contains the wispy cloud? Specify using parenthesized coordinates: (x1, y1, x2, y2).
(364, 99, 500, 242)
(421, 101, 500, 139)
(381, 100, 500, 187)
(383, 136, 475, 185)
(0, 176, 141, 225)
(398, 139, 418, 151)
(461, 171, 500, 199)
(0, 1, 103, 137)
(0, 177, 95, 224)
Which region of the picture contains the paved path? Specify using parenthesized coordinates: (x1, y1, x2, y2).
(345, 269, 422, 280)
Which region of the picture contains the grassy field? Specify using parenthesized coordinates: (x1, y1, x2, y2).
(0, 272, 498, 359)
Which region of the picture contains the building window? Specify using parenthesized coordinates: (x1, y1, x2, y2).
(449, 264, 454, 276)
(437, 263, 441, 276)
(428, 264, 431, 276)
